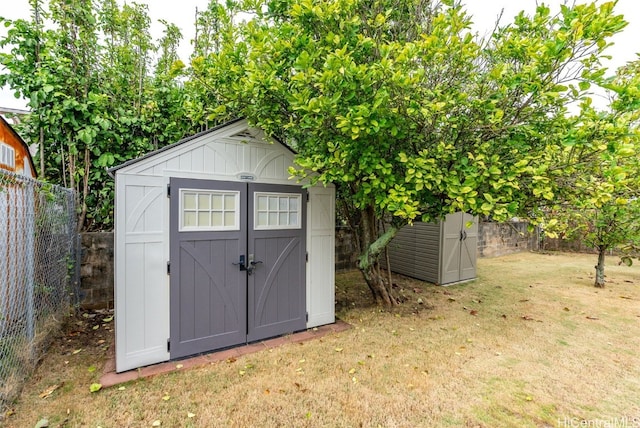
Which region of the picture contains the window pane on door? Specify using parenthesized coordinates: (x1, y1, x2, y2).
(180, 189, 239, 231)
(254, 192, 302, 230)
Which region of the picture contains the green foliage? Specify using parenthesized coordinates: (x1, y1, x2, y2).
(0, 1, 197, 230)
(545, 58, 640, 278)
(197, 0, 626, 221)
(188, 0, 629, 303)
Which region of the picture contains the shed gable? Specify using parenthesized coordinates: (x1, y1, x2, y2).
(116, 120, 295, 183)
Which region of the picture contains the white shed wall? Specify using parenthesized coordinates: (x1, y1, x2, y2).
(115, 174, 169, 371)
(114, 120, 335, 372)
(306, 186, 335, 328)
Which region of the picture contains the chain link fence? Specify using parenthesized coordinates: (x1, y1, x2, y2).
(0, 169, 77, 413)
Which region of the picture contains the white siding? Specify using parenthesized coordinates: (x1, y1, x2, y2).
(115, 174, 168, 372)
(114, 119, 335, 372)
(306, 186, 335, 328)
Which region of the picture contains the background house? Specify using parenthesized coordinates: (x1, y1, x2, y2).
(0, 114, 36, 178)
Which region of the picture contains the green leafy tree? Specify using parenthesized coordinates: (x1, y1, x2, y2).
(546, 59, 640, 287)
(184, 0, 243, 130)
(192, 0, 626, 304)
(1, 1, 195, 230)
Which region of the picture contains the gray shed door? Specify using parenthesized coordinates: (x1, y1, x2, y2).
(458, 213, 478, 282)
(169, 178, 306, 359)
(441, 212, 478, 284)
(247, 183, 306, 342)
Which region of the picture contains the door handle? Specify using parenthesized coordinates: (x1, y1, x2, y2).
(247, 254, 263, 275)
(232, 255, 247, 271)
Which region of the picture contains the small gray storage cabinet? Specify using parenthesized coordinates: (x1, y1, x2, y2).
(386, 212, 477, 285)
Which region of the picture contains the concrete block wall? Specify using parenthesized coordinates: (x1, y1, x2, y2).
(80, 232, 114, 309)
(478, 221, 539, 258)
(335, 226, 359, 272)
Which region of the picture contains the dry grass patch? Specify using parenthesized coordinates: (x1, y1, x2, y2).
(3, 252, 640, 427)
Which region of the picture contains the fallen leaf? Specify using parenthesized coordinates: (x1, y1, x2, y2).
(102, 316, 114, 322)
(334, 347, 343, 352)
(519, 299, 530, 303)
(239, 370, 246, 376)
(118, 386, 126, 391)
(226, 357, 237, 364)
(299, 359, 306, 363)
(152, 420, 161, 427)
(620, 296, 632, 299)
(89, 383, 102, 393)
(501, 314, 507, 319)
(92, 325, 100, 330)
(175, 364, 183, 369)
(34, 418, 49, 428)
(88, 366, 96, 373)
(187, 412, 196, 418)
(264, 389, 270, 395)
(447, 297, 456, 302)
(525, 396, 533, 401)
(348, 368, 356, 374)
(72, 349, 83, 355)
(586, 316, 599, 320)
(39, 384, 61, 399)
(521, 315, 535, 321)
(563, 307, 570, 311)
(470, 310, 478, 316)
(162, 395, 170, 401)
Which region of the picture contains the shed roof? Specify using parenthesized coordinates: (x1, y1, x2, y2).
(108, 118, 295, 176)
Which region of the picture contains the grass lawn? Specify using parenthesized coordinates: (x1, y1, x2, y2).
(4, 252, 640, 427)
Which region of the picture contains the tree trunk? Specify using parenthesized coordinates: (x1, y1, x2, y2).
(357, 205, 399, 306)
(76, 147, 91, 232)
(594, 246, 606, 288)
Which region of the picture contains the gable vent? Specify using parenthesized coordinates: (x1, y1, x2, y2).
(230, 129, 261, 141)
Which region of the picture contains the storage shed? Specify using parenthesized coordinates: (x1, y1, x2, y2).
(108, 119, 335, 372)
(386, 212, 477, 285)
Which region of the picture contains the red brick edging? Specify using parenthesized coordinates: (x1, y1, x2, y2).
(100, 320, 351, 388)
